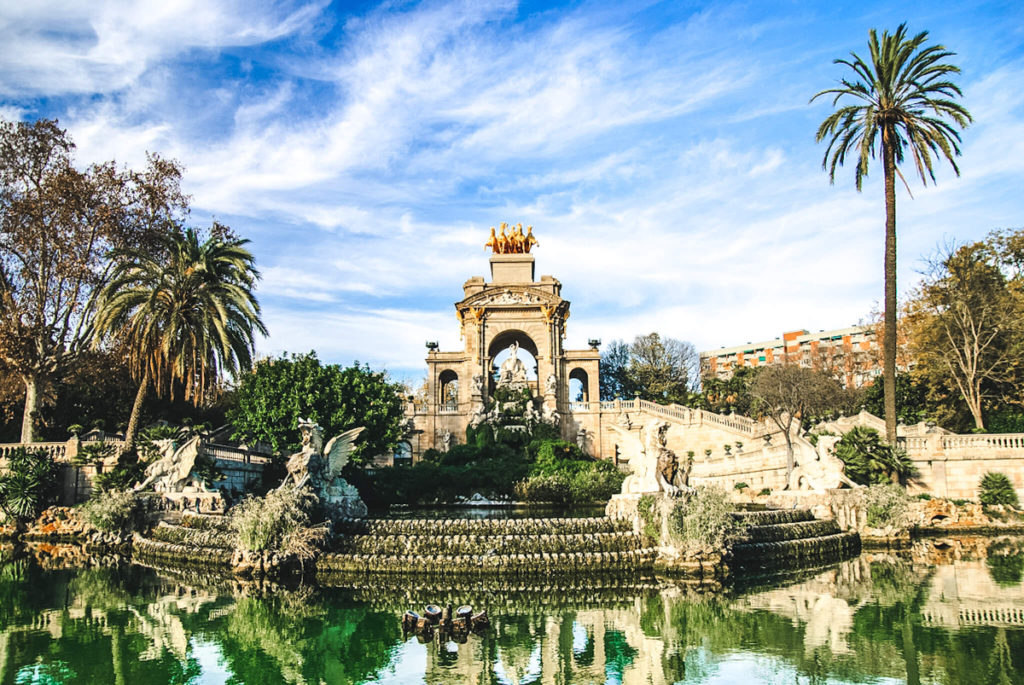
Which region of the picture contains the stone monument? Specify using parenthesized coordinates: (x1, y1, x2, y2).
(279, 419, 368, 518)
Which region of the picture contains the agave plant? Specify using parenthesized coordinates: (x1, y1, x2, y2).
(0, 448, 59, 521)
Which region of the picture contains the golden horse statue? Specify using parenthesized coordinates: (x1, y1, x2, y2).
(486, 223, 538, 254)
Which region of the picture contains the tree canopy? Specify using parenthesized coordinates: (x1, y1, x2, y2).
(0, 118, 188, 441)
(599, 333, 698, 404)
(227, 352, 406, 466)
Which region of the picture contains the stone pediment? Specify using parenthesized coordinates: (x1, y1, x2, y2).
(458, 286, 563, 309)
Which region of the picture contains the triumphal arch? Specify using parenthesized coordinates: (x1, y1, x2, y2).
(404, 224, 600, 459)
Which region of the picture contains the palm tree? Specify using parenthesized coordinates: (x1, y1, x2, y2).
(92, 227, 267, 451)
(812, 24, 971, 443)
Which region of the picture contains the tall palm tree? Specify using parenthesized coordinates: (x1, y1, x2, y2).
(812, 24, 971, 443)
(93, 227, 267, 451)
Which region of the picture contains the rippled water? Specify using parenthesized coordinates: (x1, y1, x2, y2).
(1, 536, 1023, 684)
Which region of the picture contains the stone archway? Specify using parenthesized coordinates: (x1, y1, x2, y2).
(569, 367, 589, 403)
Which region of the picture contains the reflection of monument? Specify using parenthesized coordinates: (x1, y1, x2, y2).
(404, 225, 601, 459)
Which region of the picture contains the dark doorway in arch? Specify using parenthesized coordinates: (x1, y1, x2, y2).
(438, 369, 459, 409)
(488, 330, 539, 391)
(569, 368, 589, 403)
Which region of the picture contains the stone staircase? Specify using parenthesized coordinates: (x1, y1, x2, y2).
(319, 516, 655, 576)
(133, 513, 234, 569)
(729, 509, 860, 574)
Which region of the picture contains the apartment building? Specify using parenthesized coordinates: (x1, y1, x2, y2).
(700, 325, 880, 388)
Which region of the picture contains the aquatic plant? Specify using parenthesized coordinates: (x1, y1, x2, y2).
(80, 489, 155, 533)
(230, 487, 326, 560)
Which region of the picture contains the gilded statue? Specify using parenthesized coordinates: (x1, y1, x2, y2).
(485, 223, 539, 254)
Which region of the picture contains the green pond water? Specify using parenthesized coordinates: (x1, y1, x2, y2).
(2, 538, 1023, 684)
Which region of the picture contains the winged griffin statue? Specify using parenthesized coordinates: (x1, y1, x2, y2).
(609, 419, 691, 496)
(279, 418, 367, 518)
(134, 434, 207, 494)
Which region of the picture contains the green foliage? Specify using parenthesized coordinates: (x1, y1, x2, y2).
(916, 493, 932, 500)
(0, 448, 59, 521)
(986, 410, 1024, 434)
(860, 373, 929, 426)
(860, 484, 910, 529)
(833, 426, 913, 485)
(230, 488, 325, 559)
(979, 472, 1020, 507)
(733, 482, 749, 491)
(228, 352, 405, 465)
(637, 495, 659, 544)
(986, 539, 1024, 586)
(668, 486, 743, 553)
(600, 333, 698, 404)
(758, 488, 771, 496)
(692, 367, 759, 416)
(80, 490, 155, 533)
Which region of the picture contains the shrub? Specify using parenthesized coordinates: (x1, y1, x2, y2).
(861, 484, 910, 530)
(979, 472, 1019, 507)
(668, 485, 743, 553)
(637, 495, 659, 544)
(833, 426, 913, 485)
(230, 488, 326, 560)
(514, 475, 573, 504)
(733, 482, 749, 491)
(915, 493, 932, 500)
(758, 488, 771, 496)
(0, 448, 59, 522)
(80, 490, 155, 533)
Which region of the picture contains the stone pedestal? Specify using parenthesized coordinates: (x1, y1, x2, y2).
(490, 254, 535, 283)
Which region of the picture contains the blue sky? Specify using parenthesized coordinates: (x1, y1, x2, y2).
(2, 0, 1022, 383)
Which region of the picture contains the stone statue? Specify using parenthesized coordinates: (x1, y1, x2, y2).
(544, 373, 557, 396)
(471, 373, 484, 395)
(498, 342, 528, 388)
(609, 420, 688, 495)
(279, 418, 367, 518)
(788, 434, 860, 492)
(134, 434, 208, 493)
(437, 428, 453, 453)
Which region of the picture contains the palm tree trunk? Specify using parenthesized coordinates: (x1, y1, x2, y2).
(124, 372, 149, 453)
(20, 374, 39, 443)
(882, 132, 898, 445)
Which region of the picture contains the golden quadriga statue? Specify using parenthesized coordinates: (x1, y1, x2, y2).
(485, 222, 538, 254)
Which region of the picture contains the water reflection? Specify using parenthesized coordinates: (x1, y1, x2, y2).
(0, 537, 1022, 684)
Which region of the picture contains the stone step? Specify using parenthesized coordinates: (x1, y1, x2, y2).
(179, 512, 233, 533)
(739, 519, 841, 544)
(132, 533, 233, 568)
(333, 516, 632, 537)
(316, 547, 658, 575)
(731, 531, 861, 569)
(731, 509, 815, 526)
(147, 522, 234, 549)
(336, 531, 641, 556)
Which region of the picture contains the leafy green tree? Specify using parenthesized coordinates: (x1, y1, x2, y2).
(905, 241, 1024, 430)
(859, 372, 928, 425)
(833, 425, 913, 485)
(695, 366, 760, 415)
(599, 339, 632, 400)
(599, 333, 698, 403)
(0, 120, 189, 442)
(813, 24, 971, 443)
(92, 226, 266, 451)
(228, 351, 405, 466)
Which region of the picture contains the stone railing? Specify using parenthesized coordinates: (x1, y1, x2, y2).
(899, 432, 1024, 459)
(0, 441, 69, 461)
(439, 401, 460, 414)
